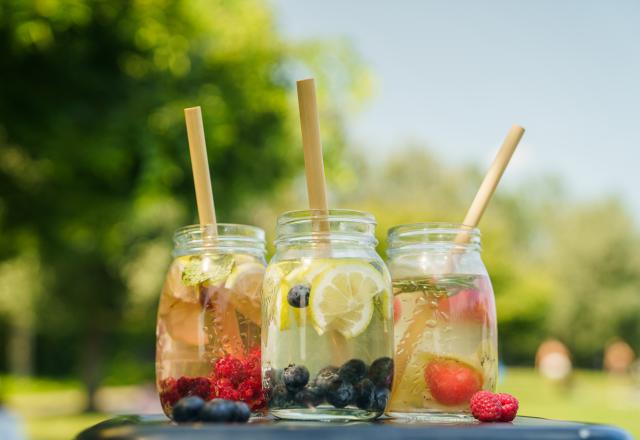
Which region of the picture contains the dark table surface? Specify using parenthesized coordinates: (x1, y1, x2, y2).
(76, 414, 633, 440)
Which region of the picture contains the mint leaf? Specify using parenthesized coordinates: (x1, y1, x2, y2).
(181, 254, 235, 286)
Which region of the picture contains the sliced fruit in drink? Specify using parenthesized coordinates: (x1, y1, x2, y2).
(225, 262, 265, 325)
(439, 288, 488, 323)
(389, 352, 432, 410)
(424, 356, 483, 406)
(164, 301, 209, 346)
(310, 263, 385, 338)
(163, 257, 199, 304)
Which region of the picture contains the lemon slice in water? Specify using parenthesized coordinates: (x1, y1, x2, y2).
(310, 263, 386, 338)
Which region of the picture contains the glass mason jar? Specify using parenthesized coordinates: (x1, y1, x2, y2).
(262, 210, 394, 421)
(156, 224, 266, 418)
(386, 223, 497, 421)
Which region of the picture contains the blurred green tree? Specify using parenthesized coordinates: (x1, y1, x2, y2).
(0, 0, 366, 410)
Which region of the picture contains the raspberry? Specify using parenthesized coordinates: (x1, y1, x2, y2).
(496, 393, 519, 422)
(237, 378, 262, 401)
(214, 355, 244, 382)
(176, 376, 211, 399)
(159, 378, 180, 410)
(470, 391, 502, 422)
(248, 347, 261, 359)
(242, 355, 261, 379)
(218, 386, 241, 401)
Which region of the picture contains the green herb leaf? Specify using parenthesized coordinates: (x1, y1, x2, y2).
(181, 254, 235, 286)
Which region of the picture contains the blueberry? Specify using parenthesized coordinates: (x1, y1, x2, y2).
(372, 387, 389, 412)
(172, 396, 205, 422)
(232, 401, 251, 422)
(368, 357, 394, 388)
(325, 380, 354, 408)
(353, 378, 375, 409)
(263, 368, 281, 396)
(268, 384, 290, 408)
(314, 366, 340, 393)
(199, 399, 233, 423)
(295, 385, 324, 407)
(287, 284, 311, 308)
(338, 359, 368, 384)
(283, 364, 310, 391)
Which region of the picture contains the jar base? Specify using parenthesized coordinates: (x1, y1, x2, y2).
(385, 410, 476, 424)
(272, 406, 382, 422)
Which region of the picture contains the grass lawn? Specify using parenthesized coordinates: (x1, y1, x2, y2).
(499, 367, 639, 438)
(2, 368, 638, 440)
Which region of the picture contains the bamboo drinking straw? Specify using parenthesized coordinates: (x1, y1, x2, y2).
(185, 107, 217, 227)
(184, 106, 244, 357)
(296, 78, 348, 362)
(297, 79, 329, 225)
(391, 124, 525, 393)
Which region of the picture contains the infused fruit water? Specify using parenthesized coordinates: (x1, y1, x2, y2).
(388, 274, 497, 418)
(156, 251, 266, 417)
(262, 258, 394, 420)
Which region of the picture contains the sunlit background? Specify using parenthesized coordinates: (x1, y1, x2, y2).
(0, 1, 639, 439)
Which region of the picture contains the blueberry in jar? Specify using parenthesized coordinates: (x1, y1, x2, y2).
(353, 378, 375, 410)
(368, 357, 394, 388)
(287, 284, 311, 308)
(283, 364, 310, 391)
(325, 380, 354, 408)
(338, 359, 368, 384)
(172, 396, 205, 422)
(372, 387, 390, 412)
(269, 384, 291, 408)
(314, 366, 340, 393)
(295, 385, 324, 407)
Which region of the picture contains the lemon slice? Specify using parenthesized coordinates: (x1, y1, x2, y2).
(225, 262, 265, 325)
(263, 265, 289, 330)
(310, 263, 386, 338)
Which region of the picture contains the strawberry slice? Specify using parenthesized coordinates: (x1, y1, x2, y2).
(393, 296, 402, 323)
(424, 357, 483, 406)
(439, 288, 490, 323)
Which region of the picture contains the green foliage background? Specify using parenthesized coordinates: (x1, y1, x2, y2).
(0, 0, 639, 414)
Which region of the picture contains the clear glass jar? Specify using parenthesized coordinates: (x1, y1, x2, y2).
(156, 224, 266, 418)
(386, 223, 498, 421)
(262, 210, 394, 421)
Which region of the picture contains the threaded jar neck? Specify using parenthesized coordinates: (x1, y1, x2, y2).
(173, 223, 265, 256)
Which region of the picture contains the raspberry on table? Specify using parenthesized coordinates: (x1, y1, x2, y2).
(470, 391, 502, 422)
(496, 393, 519, 422)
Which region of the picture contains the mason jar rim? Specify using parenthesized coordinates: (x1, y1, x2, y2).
(173, 223, 265, 255)
(387, 222, 481, 254)
(277, 209, 376, 226)
(388, 222, 480, 238)
(275, 209, 377, 247)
